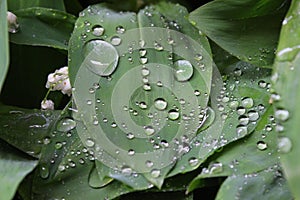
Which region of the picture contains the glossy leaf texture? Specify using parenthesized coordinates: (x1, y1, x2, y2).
(69, 2, 213, 189)
(189, 0, 289, 67)
(0, 140, 38, 200)
(9, 8, 76, 50)
(272, 0, 300, 199)
(168, 60, 272, 177)
(215, 166, 293, 200)
(0, 0, 9, 93)
(7, 0, 66, 11)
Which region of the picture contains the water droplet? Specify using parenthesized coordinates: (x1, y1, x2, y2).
(85, 138, 95, 147)
(92, 25, 104, 36)
(239, 115, 249, 125)
(40, 164, 49, 179)
(168, 109, 180, 120)
(144, 126, 155, 136)
(236, 107, 246, 115)
(145, 160, 154, 168)
(241, 97, 254, 108)
(229, 101, 239, 109)
(121, 166, 132, 176)
(234, 68, 242, 76)
(128, 149, 135, 156)
(236, 126, 248, 136)
(278, 137, 292, 153)
(139, 102, 148, 109)
(143, 84, 151, 91)
(126, 132, 135, 139)
(174, 60, 193, 82)
(110, 36, 122, 46)
(209, 162, 223, 174)
(57, 118, 76, 132)
(258, 80, 267, 88)
(275, 109, 289, 121)
(43, 137, 51, 145)
(248, 111, 259, 121)
(116, 25, 125, 34)
(188, 157, 199, 167)
(154, 98, 168, 110)
(139, 49, 147, 56)
(55, 142, 63, 150)
(257, 141, 267, 151)
(84, 40, 119, 76)
(194, 54, 203, 61)
(154, 41, 163, 51)
(150, 169, 161, 178)
(160, 140, 169, 148)
(194, 90, 201, 96)
(140, 57, 148, 64)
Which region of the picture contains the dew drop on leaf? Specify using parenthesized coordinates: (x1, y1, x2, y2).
(257, 141, 267, 151)
(121, 166, 132, 176)
(110, 36, 122, 46)
(150, 169, 161, 178)
(39, 164, 49, 179)
(168, 109, 180, 120)
(144, 126, 155, 136)
(278, 137, 292, 153)
(145, 160, 154, 168)
(57, 118, 76, 132)
(92, 25, 104, 36)
(188, 157, 199, 167)
(241, 97, 254, 108)
(248, 111, 259, 121)
(116, 25, 125, 34)
(209, 162, 223, 174)
(154, 98, 168, 110)
(174, 60, 194, 82)
(236, 126, 248, 136)
(275, 109, 289, 121)
(85, 138, 95, 147)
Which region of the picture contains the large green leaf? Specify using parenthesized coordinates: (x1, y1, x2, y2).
(215, 166, 293, 200)
(272, 0, 300, 199)
(189, 0, 289, 67)
(69, 2, 213, 188)
(9, 8, 76, 50)
(168, 60, 272, 177)
(0, 139, 38, 200)
(8, 0, 65, 11)
(0, 0, 9, 93)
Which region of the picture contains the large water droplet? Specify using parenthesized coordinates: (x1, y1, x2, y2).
(174, 60, 193, 82)
(278, 137, 292, 153)
(84, 40, 119, 76)
(57, 118, 76, 132)
(275, 109, 289, 121)
(154, 98, 168, 110)
(92, 25, 104, 36)
(40, 164, 49, 179)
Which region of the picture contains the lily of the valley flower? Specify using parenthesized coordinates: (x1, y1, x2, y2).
(41, 99, 54, 110)
(46, 66, 72, 96)
(7, 11, 19, 33)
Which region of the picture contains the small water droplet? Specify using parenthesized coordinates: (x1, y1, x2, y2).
(126, 132, 135, 139)
(174, 60, 193, 82)
(144, 126, 155, 136)
(257, 141, 267, 151)
(145, 160, 154, 168)
(275, 109, 289, 121)
(43, 137, 51, 145)
(116, 25, 125, 34)
(140, 57, 148, 64)
(160, 140, 169, 148)
(40, 164, 49, 179)
(188, 157, 199, 167)
(150, 169, 161, 178)
(168, 109, 180, 120)
(234, 68, 242, 76)
(85, 138, 95, 147)
(55, 142, 63, 150)
(92, 25, 104, 36)
(110, 36, 122, 46)
(128, 149, 135, 156)
(236, 126, 248, 136)
(154, 98, 168, 110)
(241, 97, 254, 108)
(258, 80, 267, 88)
(209, 162, 223, 174)
(229, 101, 239, 109)
(121, 166, 132, 176)
(139, 49, 147, 56)
(154, 41, 163, 51)
(194, 54, 203, 61)
(139, 102, 148, 109)
(194, 90, 201, 96)
(57, 118, 76, 132)
(236, 107, 246, 115)
(239, 115, 249, 125)
(278, 137, 292, 153)
(143, 84, 151, 91)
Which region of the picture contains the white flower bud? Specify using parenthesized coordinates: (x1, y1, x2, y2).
(7, 11, 19, 33)
(41, 99, 54, 110)
(45, 66, 72, 96)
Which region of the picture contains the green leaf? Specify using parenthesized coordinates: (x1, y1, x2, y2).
(9, 8, 76, 50)
(0, 0, 9, 93)
(168, 61, 272, 177)
(8, 0, 65, 11)
(215, 166, 293, 200)
(69, 2, 212, 188)
(119, 190, 193, 200)
(272, 0, 300, 199)
(0, 104, 63, 157)
(0, 139, 38, 200)
(189, 0, 289, 67)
